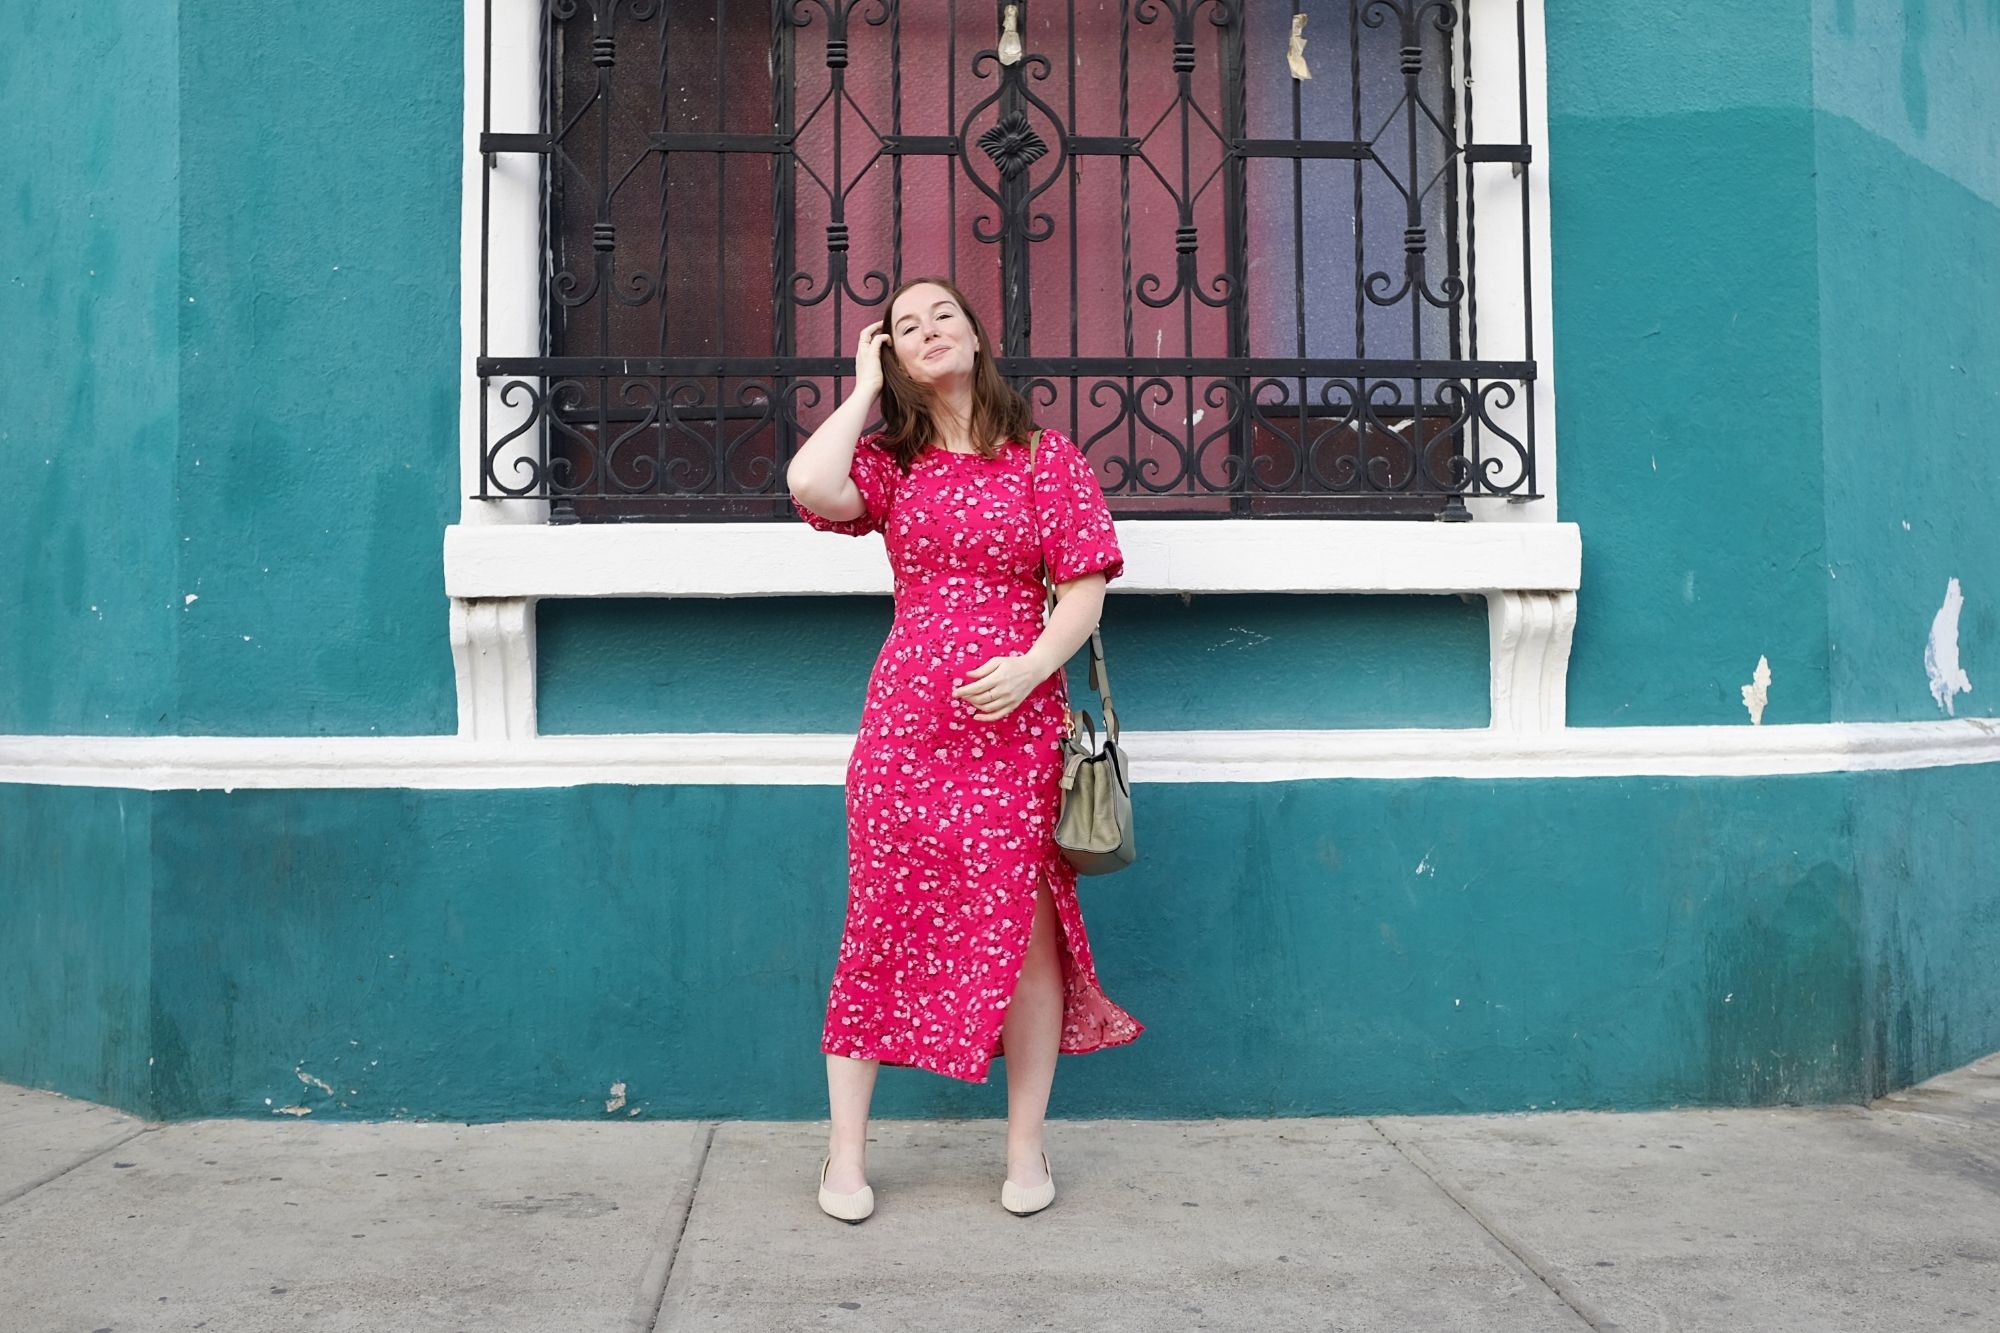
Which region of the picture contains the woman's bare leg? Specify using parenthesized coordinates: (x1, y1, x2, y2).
(1000, 874, 1063, 1186)
(824, 1054, 879, 1193)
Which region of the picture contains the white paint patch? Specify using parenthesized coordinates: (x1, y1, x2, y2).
(1415, 852, 1435, 877)
(1206, 626, 1271, 653)
(274, 1105, 313, 1117)
(295, 1068, 334, 1096)
(1741, 656, 1772, 726)
(1926, 577, 1974, 716)
(183, 594, 198, 606)
(605, 1081, 627, 1114)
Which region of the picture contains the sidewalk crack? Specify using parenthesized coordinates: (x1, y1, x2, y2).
(627, 1120, 716, 1333)
(0, 1123, 157, 1210)
(1368, 1118, 1624, 1333)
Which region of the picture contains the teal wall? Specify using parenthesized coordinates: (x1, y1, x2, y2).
(6, 765, 1997, 1121)
(1814, 3, 2000, 721)
(0, 3, 180, 733)
(1854, 763, 2000, 1095)
(5, 1, 1998, 1124)
(0, 2, 462, 736)
(174, 2, 462, 735)
(538, 595, 1491, 733)
(4, 0, 1994, 735)
(1544, 1, 2000, 726)
(0, 787, 153, 1110)
(1544, 5, 1833, 726)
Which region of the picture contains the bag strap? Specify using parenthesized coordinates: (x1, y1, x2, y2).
(1028, 428, 1119, 742)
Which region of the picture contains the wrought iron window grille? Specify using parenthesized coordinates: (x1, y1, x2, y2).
(474, 0, 1542, 523)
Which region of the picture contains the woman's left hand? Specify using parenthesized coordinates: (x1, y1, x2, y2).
(953, 653, 1048, 723)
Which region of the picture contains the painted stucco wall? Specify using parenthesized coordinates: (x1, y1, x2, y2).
(1543, 1, 2000, 727)
(1544, 4, 1833, 726)
(1813, 2, 2000, 722)
(5, 765, 1995, 1121)
(0, 1, 462, 737)
(0, 787, 153, 1110)
(1, 3, 181, 733)
(4, 4, 1998, 1125)
(173, 1, 463, 735)
(17, 1, 1987, 736)
(538, 594, 1492, 733)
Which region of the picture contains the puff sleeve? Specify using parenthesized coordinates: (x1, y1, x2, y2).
(792, 433, 900, 536)
(1032, 429, 1126, 585)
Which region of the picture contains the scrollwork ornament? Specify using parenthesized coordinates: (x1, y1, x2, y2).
(600, 380, 663, 495)
(721, 381, 785, 492)
(486, 379, 551, 498)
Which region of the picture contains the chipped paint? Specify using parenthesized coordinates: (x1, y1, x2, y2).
(604, 1080, 627, 1113)
(1741, 656, 1772, 725)
(1925, 578, 1973, 715)
(295, 1068, 333, 1096)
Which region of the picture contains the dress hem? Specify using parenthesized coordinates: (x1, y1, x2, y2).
(820, 1019, 1146, 1086)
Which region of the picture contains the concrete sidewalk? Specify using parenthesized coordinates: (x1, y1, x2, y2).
(2, 1057, 1996, 1333)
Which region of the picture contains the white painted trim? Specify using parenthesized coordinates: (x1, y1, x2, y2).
(443, 520, 1582, 599)
(1462, 0, 1561, 527)
(448, 598, 537, 740)
(460, 0, 547, 530)
(1487, 590, 1577, 730)
(442, 521, 1583, 740)
(4, 720, 1996, 790)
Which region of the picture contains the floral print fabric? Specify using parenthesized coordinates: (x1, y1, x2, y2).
(794, 428, 1144, 1082)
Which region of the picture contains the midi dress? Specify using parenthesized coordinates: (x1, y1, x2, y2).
(793, 426, 1145, 1083)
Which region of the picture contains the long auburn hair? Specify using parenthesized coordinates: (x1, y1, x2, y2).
(873, 275, 1037, 470)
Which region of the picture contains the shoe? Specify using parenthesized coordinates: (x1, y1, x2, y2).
(818, 1157, 875, 1223)
(1001, 1151, 1055, 1216)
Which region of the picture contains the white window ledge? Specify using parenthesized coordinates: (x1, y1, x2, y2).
(444, 519, 1580, 597)
(442, 519, 1581, 740)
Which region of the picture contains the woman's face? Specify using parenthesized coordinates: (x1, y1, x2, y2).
(887, 283, 979, 387)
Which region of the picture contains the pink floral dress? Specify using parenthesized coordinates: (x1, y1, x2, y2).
(793, 427, 1144, 1083)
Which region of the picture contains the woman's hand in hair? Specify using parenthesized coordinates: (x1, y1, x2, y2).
(854, 319, 890, 402)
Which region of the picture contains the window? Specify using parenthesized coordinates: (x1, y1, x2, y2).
(475, 1, 1541, 522)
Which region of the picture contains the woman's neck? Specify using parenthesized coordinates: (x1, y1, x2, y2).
(932, 387, 978, 451)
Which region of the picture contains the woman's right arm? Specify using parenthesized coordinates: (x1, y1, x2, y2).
(787, 320, 889, 522)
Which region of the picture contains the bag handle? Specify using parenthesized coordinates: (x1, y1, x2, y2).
(1029, 428, 1118, 743)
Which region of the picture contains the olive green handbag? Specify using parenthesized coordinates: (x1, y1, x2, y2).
(1028, 429, 1136, 876)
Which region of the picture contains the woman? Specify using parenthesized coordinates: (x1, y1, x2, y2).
(787, 276, 1143, 1223)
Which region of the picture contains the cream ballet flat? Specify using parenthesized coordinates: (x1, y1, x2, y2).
(818, 1157, 875, 1224)
(1001, 1151, 1055, 1216)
